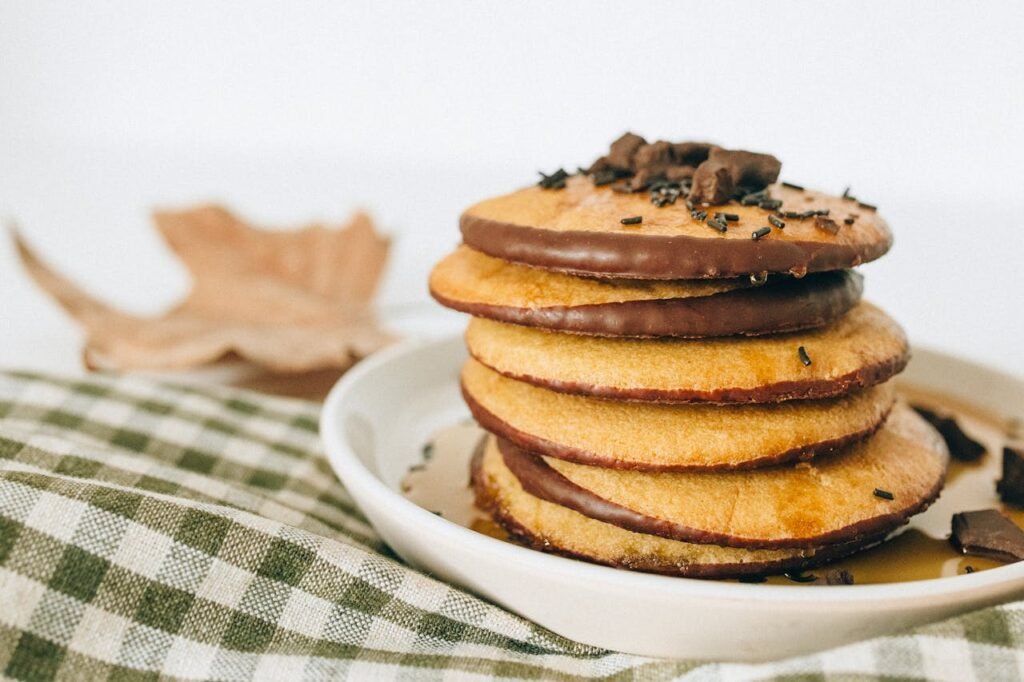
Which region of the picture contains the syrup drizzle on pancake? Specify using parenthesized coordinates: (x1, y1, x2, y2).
(402, 386, 1023, 584)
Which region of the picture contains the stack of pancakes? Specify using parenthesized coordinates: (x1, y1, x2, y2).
(429, 143, 948, 578)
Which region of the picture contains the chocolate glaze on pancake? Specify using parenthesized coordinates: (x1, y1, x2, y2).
(495, 403, 947, 549)
(471, 439, 890, 578)
(461, 177, 892, 280)
(431, 246, 863, 338)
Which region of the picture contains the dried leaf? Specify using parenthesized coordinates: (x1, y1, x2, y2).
(14, 205, 394, 373)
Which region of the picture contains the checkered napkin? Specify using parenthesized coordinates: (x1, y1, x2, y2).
(1, 370, 1023, 681)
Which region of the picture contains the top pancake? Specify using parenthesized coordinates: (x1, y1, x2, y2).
(461, 176, 892, 280)
(430, 245, 863, 338)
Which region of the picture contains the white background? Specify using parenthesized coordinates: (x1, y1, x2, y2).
(2, 1, 1023, 378)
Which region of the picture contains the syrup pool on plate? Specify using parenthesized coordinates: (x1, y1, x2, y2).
(401, 385, 1022, 584)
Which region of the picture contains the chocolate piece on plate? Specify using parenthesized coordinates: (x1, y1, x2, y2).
(950, 509, 1024, 563)
(911, 405, 986, 462)
(997, 441, 1024, 506)
(824, 569, 855, 585)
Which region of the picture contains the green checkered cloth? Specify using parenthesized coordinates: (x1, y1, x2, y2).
(1, 371, 1023, 681)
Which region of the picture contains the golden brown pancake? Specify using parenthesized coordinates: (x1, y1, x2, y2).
(462, 358, 896, 470)
(472, 436, 888, 578)
(461, 176, 891, 279)
(465, 302, 908, 404)
(430, 246, 863, 338)
(497, 403, 947, 549)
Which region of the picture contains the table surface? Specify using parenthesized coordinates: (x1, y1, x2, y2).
(2, 139, 1022, 384)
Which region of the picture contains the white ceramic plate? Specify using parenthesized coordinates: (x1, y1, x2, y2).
(321, 335, 1024, 661)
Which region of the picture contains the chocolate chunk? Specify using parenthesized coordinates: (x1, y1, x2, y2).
(998, 441, 1024, 507)
(951, 509, 1024, 563)
(689, 148, 782, 205)
(689, 161, 735, 204)
(716, 148, 781, 189)
(588, 135, 718, 191)
(911, 405, 986, 462)
(671, 142, 715, 168)
(664, 165, 697, 182)
(631, 141, 675, 187)
(588, 132, 647, 174)
(814, 215, 841, 235)
(633, 141, 716, 188)
(606, 132, 646, 169)
(824, 569, 854, 585)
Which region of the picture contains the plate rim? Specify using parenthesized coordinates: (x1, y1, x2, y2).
(321, 333, 1024, 604)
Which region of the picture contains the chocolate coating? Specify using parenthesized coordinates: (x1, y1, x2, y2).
(461, 213, 890, 281)
(496, 438, 943, 549)
(470, 444, 889, 578)
(435, 269, 863, 339)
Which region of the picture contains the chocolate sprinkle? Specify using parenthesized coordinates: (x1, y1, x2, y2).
(873, 488, 894, 500)
(951, 509, 1024, 563)
(844, 217, 856, 225)
(911, 405, 986, 462)
(538, 168, 569, 189)
(784, 571, 818, 583)
(691, 209, 708, 222)
(798, 346, 812, 366)
(998, 441, 1024, 507)
(768, 215, 785, 229)
(964, 565, 976, 574)
(715, 212, 740, 222)
(707, 218, 728, 233)
(620, 216, 643, 225)
(781, 181, 805, 191)
(857, 201, 878, 211)
(751, 226, 771, 240)
(842, 186, 855, 200)
(758, 198, 782, 211)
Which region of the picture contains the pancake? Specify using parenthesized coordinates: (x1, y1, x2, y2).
(472, 437, 887, 578)
(497, 403, 948, 549)
(430, 246, 863, 338)
(461, 176, 892, 280)
(462, 358, 896, 470)
(465, 302, 908, 404)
